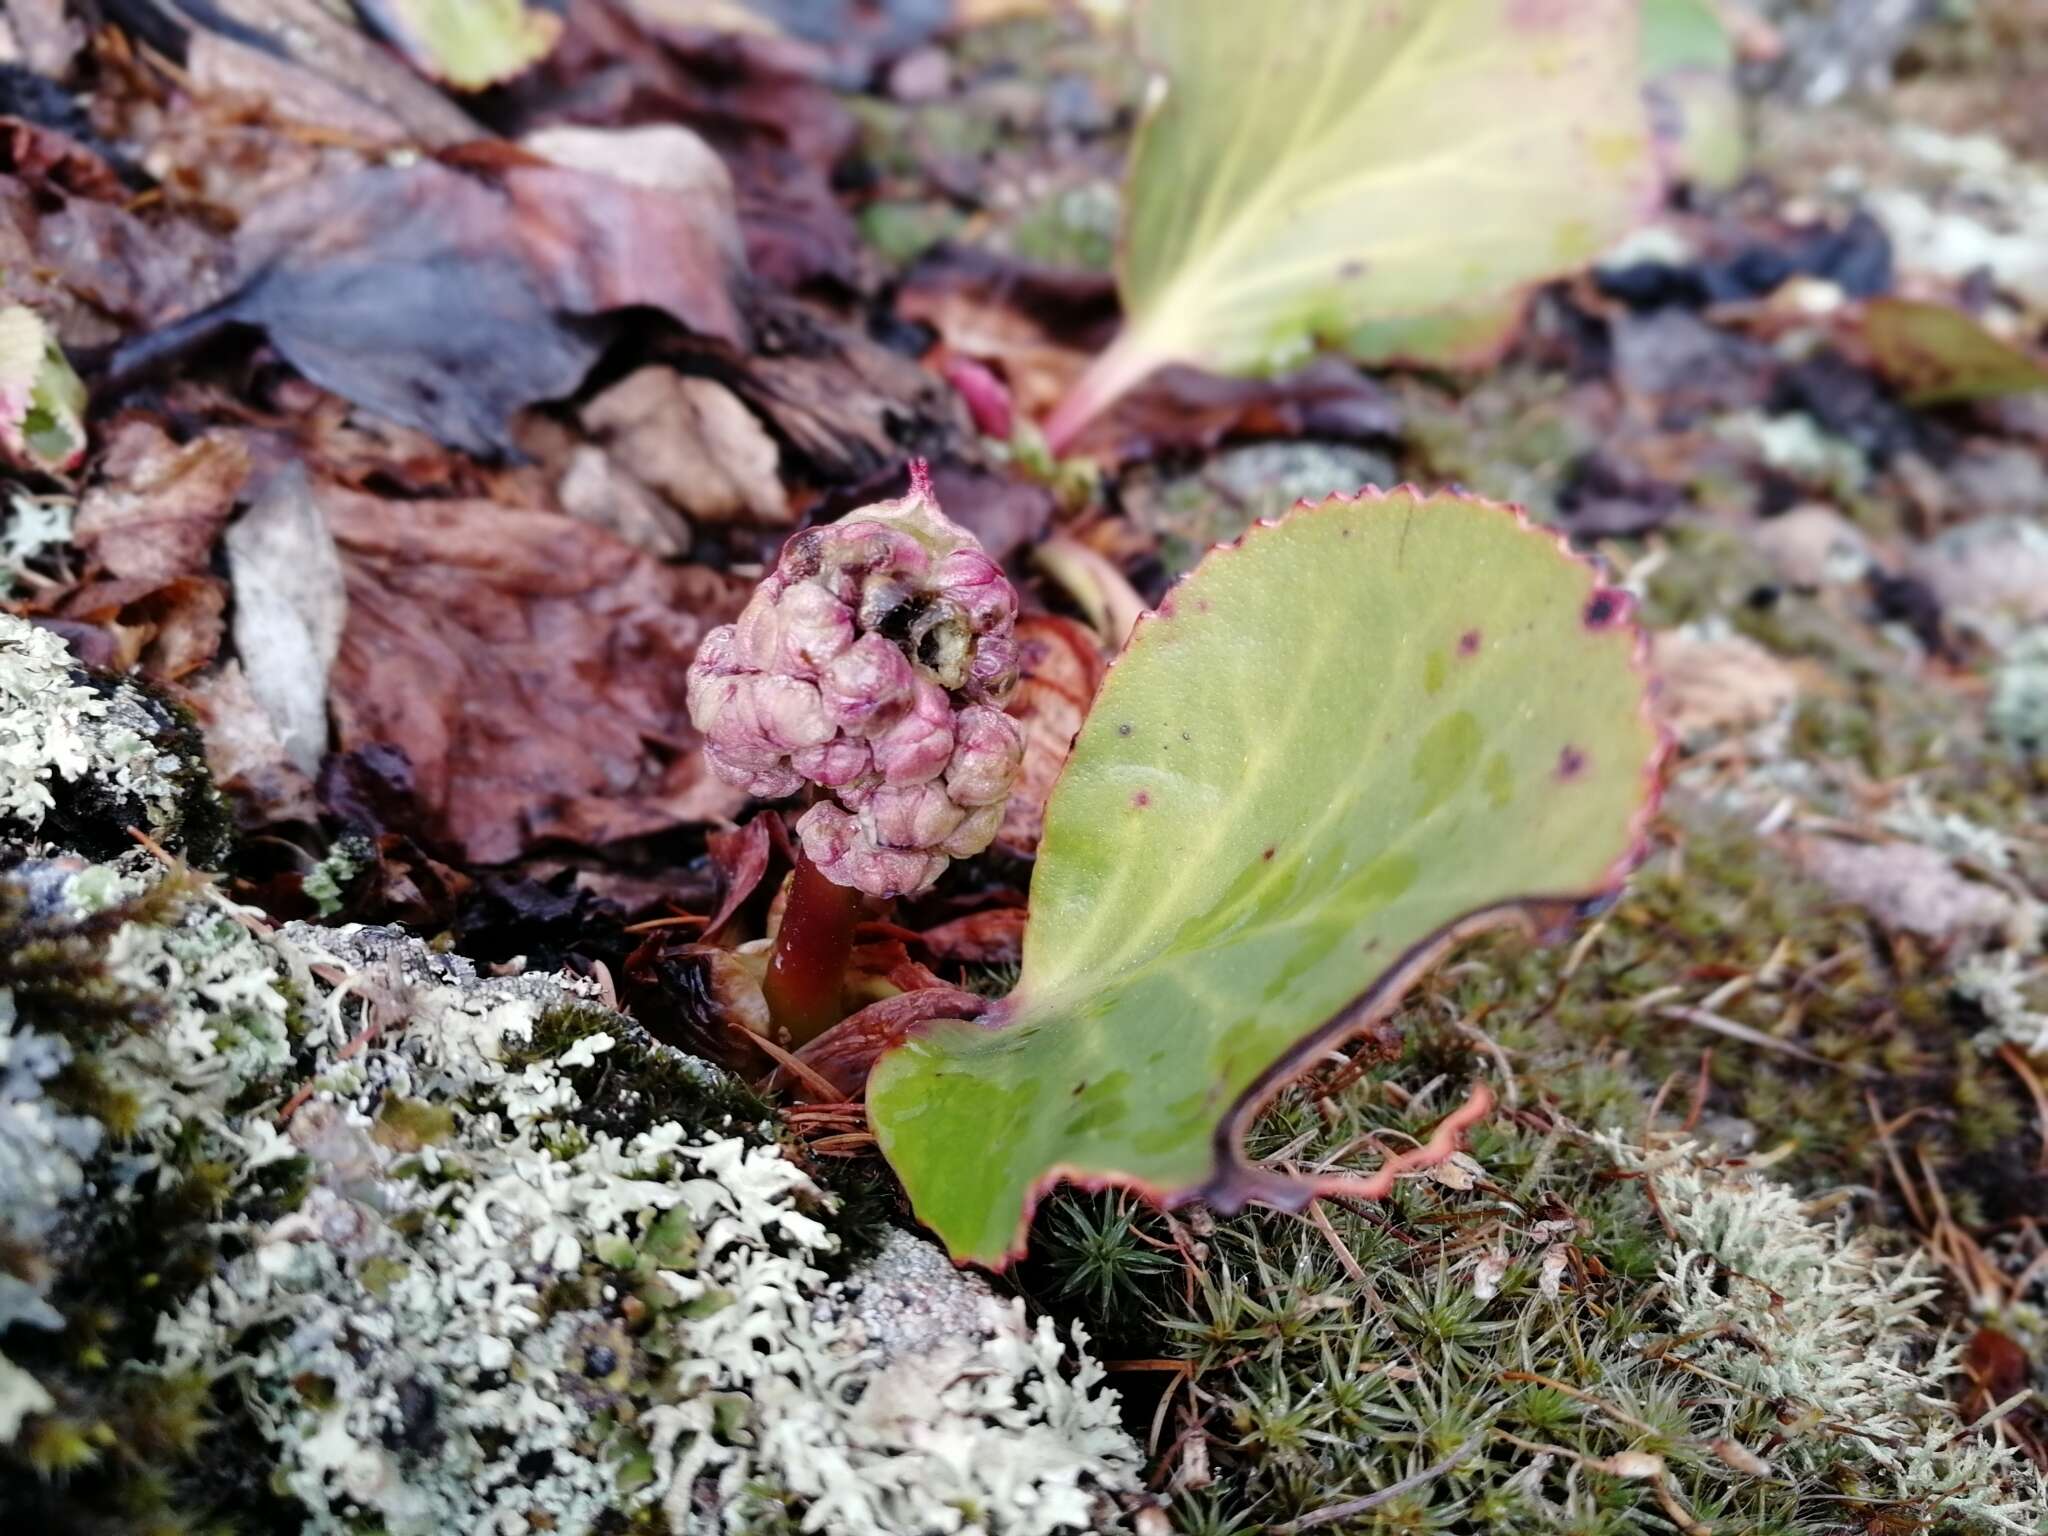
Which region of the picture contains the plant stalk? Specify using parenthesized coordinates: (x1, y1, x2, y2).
(1041, 328, 1161, 456)
(763, 847, 861, 1047)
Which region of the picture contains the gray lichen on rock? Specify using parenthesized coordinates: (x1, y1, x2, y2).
(0, 612, 229, 863)
(0, 858, 1139, 1535)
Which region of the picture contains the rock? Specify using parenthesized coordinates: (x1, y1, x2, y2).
(1947, 442, 2048, 517)
(1908, 515, 2048, 627)
(1791, 835, 2016, 946)
(0, 855, 1141, 1534)
(1122, 441, 1398, 575)
(1751, 504, 1873, 589)
(1611, 309, 1772, 412)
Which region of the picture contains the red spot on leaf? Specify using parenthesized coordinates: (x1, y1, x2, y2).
(1262, 846, 1276, 861)
(1583, 590, 1626, 629)
(1558, 746, 1587, 779)
(1458, 628, 1482, 656)
(1132, 790, 1150, 809)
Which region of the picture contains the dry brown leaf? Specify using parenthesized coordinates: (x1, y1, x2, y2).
(579, 367, 788, 525)
(997, 612, 1108, 857)
(557, 446, 694, 559)
(187, 660, 321, 826)
(159, 0, 484, 146)
(118, 150, 747, 459)
(0, 179, 227, 349)
(696, 292, 969, 482)
(919, 907, 1028, 965)
(75, 423, 250, 586)
(225, 465, 348, 775)
(121, 576, 227, 682)
(323, 485, 750, 863)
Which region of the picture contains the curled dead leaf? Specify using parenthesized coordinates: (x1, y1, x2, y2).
(579, 367, 788, 525)
(996, 612, 1107, 857)
(116, 150, 745, 458)
(75, 422, 249, 585)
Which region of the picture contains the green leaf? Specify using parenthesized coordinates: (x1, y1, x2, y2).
(1642, 0, 1744, 190)
(358, 0, 564, 92)
(1862, 298, 2048, 407)
(1044, 0, 1656, 447)
(1641, 0, 1735, 77)
(870, 490, 1663, 1266)
(1342, 291, 1530, 373)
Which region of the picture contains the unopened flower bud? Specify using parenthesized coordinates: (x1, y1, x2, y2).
(965, 636, 1019, 708)
(790, 736, 871, 789)
(685, 460, 1026, 898)
(935, 547, 1017, 632)
(939, 802, 1004, 859)
(736, 581, 853, 677)
(798, 802, 946, 900)
(871, 677, 955, 785)
(821, 633, 915, 734)
(946, 706, 1025, 808)
(746, 675, 835, 753)
(864, 782, 967, 850)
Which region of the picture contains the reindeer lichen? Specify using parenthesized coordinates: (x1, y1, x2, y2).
(0, 613, 230, 863)
(1, 859, 1140, 1535)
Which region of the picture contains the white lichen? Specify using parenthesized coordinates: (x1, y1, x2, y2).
(1957, 951, 2048, 1058)
(137, 922, 1139, 1535)
(1990, 628, 2048, 757)
(0, 492, 72, 598)
(1610, 1137, 2048, 1532)
(0, 612, 189, 841)
(1, 860, 1138, 1532)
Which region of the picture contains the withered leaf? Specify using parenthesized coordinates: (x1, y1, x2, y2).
(120, 150, 746, 458)
(996, 612, 1106, 858)
(323, 485, 751, 863)
(225, 465, 348, 776)
(579, 366, 788, 525)
(75, 422, 250, 585)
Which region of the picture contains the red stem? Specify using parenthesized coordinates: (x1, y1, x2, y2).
(763, 848, 861, 1047)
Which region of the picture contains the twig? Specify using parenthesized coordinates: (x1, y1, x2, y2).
(1304, 1198, 1370, 1287)
(1276, 1437, 1482, 1532)
(737, 1024, 847, 1103)
(1659, 1004, 1872, 1076)
(1995, 1043, 2048, 1172)
(1681, 1049, 1714, 1133)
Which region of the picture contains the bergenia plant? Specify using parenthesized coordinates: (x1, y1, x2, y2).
(687, 463, 1024, 1037)
(693, 477, 1664, 1268)
(0, 305, 88, 477)
(1041, 0, 1655, 447)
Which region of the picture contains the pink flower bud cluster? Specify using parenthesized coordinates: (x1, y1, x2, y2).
(686, 465, 1025, 898)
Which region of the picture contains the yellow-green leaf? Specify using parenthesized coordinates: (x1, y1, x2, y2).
(869, 490, 1664, 1266)
(0, 306, 87, 476)
(359, 0, 564, 92)
(1643, 0, 1744, 190)
(1863, 298, 2048, 407)
(1045, 0, 1656, 446)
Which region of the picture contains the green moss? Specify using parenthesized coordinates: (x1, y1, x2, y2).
(1028, 1056, 2031, 1532)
